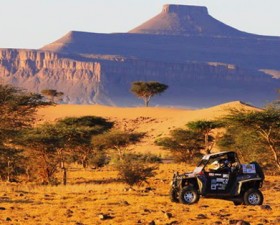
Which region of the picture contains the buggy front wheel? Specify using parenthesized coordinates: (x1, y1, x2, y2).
(179, 186, 200, 204)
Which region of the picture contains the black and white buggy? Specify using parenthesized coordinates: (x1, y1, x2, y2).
(170, 151, 265, 205)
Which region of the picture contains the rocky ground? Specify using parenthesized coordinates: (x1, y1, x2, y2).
(0, 102, 278, 224)
(0, 164, 279, 225)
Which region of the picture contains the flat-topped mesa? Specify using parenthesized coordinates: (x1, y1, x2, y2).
(162, 4, 208, 15)
(129, 4, 250, 37)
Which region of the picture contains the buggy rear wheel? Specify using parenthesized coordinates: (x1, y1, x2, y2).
(244, 188, 263, 205)
(179, 186, 200, 204)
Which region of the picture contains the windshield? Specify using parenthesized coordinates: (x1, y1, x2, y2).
(196, 159, 208, 167)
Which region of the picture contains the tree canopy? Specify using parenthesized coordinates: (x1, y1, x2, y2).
(221, 107, 280, 170)
(156, 129, 204, 163)
(0, 84, 50, 181)
(187, 120, 224, 154)
(130, 81, 168, 106)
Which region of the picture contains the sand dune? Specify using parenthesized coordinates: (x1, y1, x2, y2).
(37, 101, 259, 154)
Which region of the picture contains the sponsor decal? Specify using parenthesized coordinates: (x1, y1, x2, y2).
(242, 164, 256, 174)
(211, 184, 217, 190)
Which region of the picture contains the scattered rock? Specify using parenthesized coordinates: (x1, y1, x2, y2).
(259, 205, 272, 210)
(98, 214, 113, 220)
(164, 212, 172, 219)
(19, 193, 24, 197)
(219, 213, 231, 218)
(166, 221, 179, 225)
(0, 207, 6, 210)
(143, 208, 151, 213)
(230, 220, 250, 225)
(65, 209, 74, 218)
(213, 221, 222, 225)
(259, 219, 268, 223)
(199, 205, 209, 209)
(196, 214, 207, 219)
(145, 187, 156, 192)
(123, 187, 134, 192)
(75, 223, 84, 225)
(236, 221, 250, 225)
(119, 200, 130, 206)
(6, 217, 12, 221)
(148, 220, 156, 225)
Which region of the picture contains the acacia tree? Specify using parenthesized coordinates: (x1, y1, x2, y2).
(55, 116, 113, 169)
(0, 84, 50, 181)
(92, 130, 144, 159)
(222, 107, 280, 170)
(130, 81, 168, 107)
(18, 116, 113, 185)
(18, 124, 62, 184)
(187, 120, 224, 154)
(156, 129, 204, 163)
(41, 89, 64, 103)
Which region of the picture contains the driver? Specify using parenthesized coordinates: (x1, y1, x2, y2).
(210, 159, 231, 172)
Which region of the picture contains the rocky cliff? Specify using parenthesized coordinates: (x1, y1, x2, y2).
(0, 49, 110, 104)
(0, 4, 280, 107)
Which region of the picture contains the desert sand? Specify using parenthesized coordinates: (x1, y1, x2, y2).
(37, 101, 259, 154)
(0, 101, 279, 225)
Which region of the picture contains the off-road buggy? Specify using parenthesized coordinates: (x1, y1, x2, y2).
(170, 151, 265, 205)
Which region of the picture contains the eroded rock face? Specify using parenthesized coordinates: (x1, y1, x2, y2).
(1, 47, 277, 107)
(1, 4, 280, 107)
(0, 49, 107, 104)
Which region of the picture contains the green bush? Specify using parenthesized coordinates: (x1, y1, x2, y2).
(88, 151, 109, 168)
(115, 155, 157, 186)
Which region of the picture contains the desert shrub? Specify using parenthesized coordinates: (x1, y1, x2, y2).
(123, 153, 162, 163)
(115, 154, 157, 186)
(88, 151, 110, 168)
(220, 107, 280, 171)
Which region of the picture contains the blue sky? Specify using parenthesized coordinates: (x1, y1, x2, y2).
(0, 0, 279, 49)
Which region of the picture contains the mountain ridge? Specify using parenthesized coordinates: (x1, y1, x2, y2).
(1, 4, 280, 107)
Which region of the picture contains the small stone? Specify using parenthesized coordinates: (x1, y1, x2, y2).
(164, 212, 172, 219)
(120, 200, 130, 206)
(236, 220, 250, 225)
(259, 219, 268, 223)
(75, 223, 84, 225)
(98, 214, 113, 220)
(166, 221, 179, 225)
(259, 205, 272, 210)
(148, 220, 156, 225)
(0, 207, 6, 210)
(213, 221, 222, 225)
(6, 217, 12, 221)
(196, 214, 207, 219)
